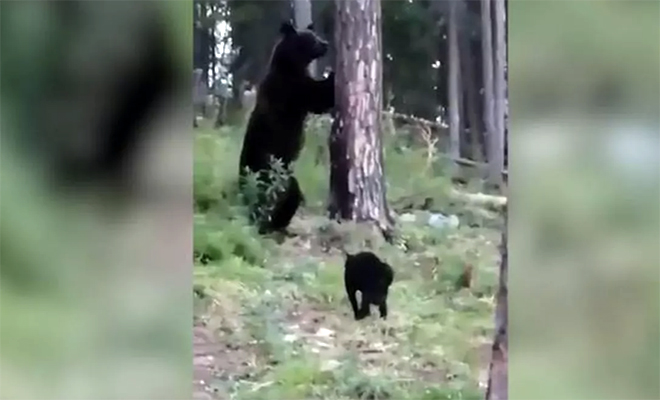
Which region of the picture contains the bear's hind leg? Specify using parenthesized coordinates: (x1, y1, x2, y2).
(266, 175, 304, 234)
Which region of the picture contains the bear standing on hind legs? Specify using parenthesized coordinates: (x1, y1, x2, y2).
(238, 21, 335, 234)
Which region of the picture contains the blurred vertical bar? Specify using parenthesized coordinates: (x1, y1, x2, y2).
(0, 1, 193, 399)
(509, 0, 659, 399)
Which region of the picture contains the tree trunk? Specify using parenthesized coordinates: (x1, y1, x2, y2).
(491, 0, 507, 187)
(447, 0, 461, 175)
(461, 34, 484, 163)
(480, 0, 495, 170)
(485, 205, 508, 400)
(193, 68, 206, 125)
(503, 0, 509, 170)
(293, 0, 317, 77)
(328, 0, 393, 236)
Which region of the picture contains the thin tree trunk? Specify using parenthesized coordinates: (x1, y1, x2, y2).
(481, 0, 495, 171)
(328, 0, 393, 236)
(503, 0, 509, 170)
(485, 205, 508, 400)
(461, 34, 483, 163)
(485, 2, 508, 391)
(293, 0, 317, 77)
(492, 0, 507, 187)
(447, 0, 461, 175)
(193, 68, 205, 125)
(459, 69, 467, 159)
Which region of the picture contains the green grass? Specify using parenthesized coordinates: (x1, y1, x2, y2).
(193, 116, 502, 399)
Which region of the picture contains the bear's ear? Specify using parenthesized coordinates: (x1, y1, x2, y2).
(279, 21, 296, 36)
(306, 23, 315, 31)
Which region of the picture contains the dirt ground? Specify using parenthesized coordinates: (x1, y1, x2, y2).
(193, 217, 500, 399)
(194, 298, 493, 400)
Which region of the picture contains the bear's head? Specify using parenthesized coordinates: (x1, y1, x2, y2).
(269, 21, 329, 75)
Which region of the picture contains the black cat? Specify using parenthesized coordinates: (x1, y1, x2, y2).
(343, 251, 394, 320)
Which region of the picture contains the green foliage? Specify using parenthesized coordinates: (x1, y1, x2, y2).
(194, 212, 266, 267)
(1, 4, 193, 398)
(203, 0, 485, 120)
(418, 385, 484, 400)
(510, 0, 659, 115)
(242, 155, 296, 228)
(193, 130, 238, 214)
(193, 126, 270, 267)
(226, 0, 291, 84)
(382, 1, 440, 117)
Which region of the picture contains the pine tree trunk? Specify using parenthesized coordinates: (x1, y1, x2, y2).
(461, 33, 484, 163)
(485, 205, 508, 400)
(481, 0, 495, 170)
(485, 6, 509, 391)
(328, 0, 392, 234)
(502, 0, 509, 171)
(447, 0, 461, 175)
(491, 0, 507, 187)
(193, 68, 206, 125)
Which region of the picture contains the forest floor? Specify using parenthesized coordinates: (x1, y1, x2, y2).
(193, 122, 503, 399)
(193, 214, 501, 400)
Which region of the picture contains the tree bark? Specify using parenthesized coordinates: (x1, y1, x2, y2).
(447, 0, 461, 175)
(480, 0, 495, 171)
(460, 33, 484, 163)
(491, 0, 507, 187)
(328, 0, 393, 235)
(293, 0, 317, 77)
(503, 0, 509, 170)
(193, 68, 206, 125)
(485, 204, 508, 400)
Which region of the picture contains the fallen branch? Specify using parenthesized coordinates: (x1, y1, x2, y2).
(384, 111, 445, 130)
(382, 112, 508, 179)
(451, 156, 508, 178)
(449, 188, 507, 209)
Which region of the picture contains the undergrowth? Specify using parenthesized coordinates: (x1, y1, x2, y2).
(193, 116, 502, 400)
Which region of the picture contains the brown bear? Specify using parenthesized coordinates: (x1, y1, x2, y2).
(238, 21, 334, 234)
